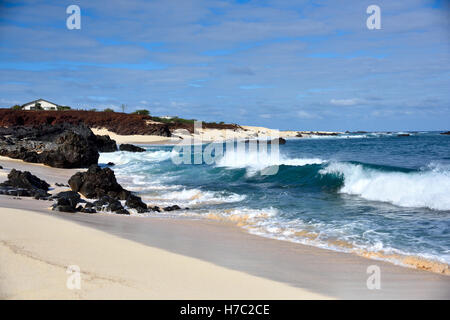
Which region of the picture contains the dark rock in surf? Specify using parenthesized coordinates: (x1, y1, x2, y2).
(52, 191, 81, 209)
(125, 194, 148, 213)
(68, 166, 145, 215)
(149, 205, 161, 212)
(119, 144, 145, 152)
(68, 165, 130, 200)
(163, 205, 181, 212)
(95, 135, 118, 152)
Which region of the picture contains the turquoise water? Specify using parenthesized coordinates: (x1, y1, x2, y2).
(99, 132, 450, 267)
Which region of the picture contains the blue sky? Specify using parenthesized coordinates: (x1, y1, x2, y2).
(0, 0, 449, 131)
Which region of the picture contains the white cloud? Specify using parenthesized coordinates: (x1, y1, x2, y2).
(330, 98, 364, 106)
(297, 110, 319, 119)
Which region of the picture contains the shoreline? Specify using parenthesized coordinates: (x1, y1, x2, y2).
(0, 204, 329, 299)
(1, 196, 449, 299)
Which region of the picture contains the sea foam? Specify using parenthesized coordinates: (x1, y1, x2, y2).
(320, 162, 450, 211)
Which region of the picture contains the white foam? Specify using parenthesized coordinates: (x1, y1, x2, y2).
(99, 150, 174, 166)
(216, 148, 325, 173)
(320, 162, 450, 211)
(149, 188, 246, 205)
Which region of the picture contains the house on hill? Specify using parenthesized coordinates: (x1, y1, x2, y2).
(21, 99, 59, 110)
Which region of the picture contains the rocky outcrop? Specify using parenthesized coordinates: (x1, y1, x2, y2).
(125, 194, 148, 213)
(440, 131, 450, 135)
(4, 169, 49, 190)
(0, 169, 50, 199)
(52, 191, 81, 213)
(95, 135, 118, 152)
(69, 165, 128, 199)
(68, 165, 147, 214)
(243, 137, 286, 145)
(0, 123, 100, 168)
(92, 196, 129, 215)
(119, 144, 145, 152)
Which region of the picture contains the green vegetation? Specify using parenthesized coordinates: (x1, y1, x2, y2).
(132, 109, 150, 116)
(57, 105, 71, 111)
(103, 108, 114, 112)
(11, 105, 21, 110)
(151, 116, 196, 124)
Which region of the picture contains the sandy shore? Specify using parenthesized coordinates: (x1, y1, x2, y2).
(91, 128, 177, 145)
(0, 205, 329, 299)
(92, 126, 339, 145)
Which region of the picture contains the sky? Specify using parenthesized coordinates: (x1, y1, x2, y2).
(0, 0, 449, 131)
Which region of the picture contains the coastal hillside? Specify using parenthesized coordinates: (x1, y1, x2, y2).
(0, 109, 240, 137)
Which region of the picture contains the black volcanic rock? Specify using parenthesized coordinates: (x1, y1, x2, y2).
(271, 137, 286, 145)
(440, 131, 450, 135)
(4, 169, 49, 191)
(68, 165, 147, 214)
(92, 196, 129, 215)
(125, 194, 148, 213)
(0, 123, 100, 168)
(68, 165, 129, 200)
(53, 191, 81, 209)
(163, 205, 181, 211)
(95, 135, 118, 152)
(119, 144, 145, 152)
(243, 137, 286, 145)
(0, 169, 51, 199)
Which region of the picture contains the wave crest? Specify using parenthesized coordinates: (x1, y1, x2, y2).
(320, 162, 450, 211)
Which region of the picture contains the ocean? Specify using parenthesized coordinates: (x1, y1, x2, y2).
(99, 132, 450, 271)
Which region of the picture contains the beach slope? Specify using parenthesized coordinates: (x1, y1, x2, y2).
(0, 207, 328, 299)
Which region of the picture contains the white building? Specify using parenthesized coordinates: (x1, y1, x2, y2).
(22, 99, 59, 110)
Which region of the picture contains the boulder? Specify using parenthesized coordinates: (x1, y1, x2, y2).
(92, 196, 129, 214)
(95, 135, 118, 152)
(0, 123, 100, 168)
(40, 128, 99, 168)
(68, 165, 149, 215)
(68, 165, 130, 200)
(119, 144, 145, 152)
(149, 205, 161, 212)
(53, 191, 81, 209)
(3, 169, 49, 191)
(163, 205, 181, 212)
(271, 137, 286, 145)
(125, 194, 148, 213)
